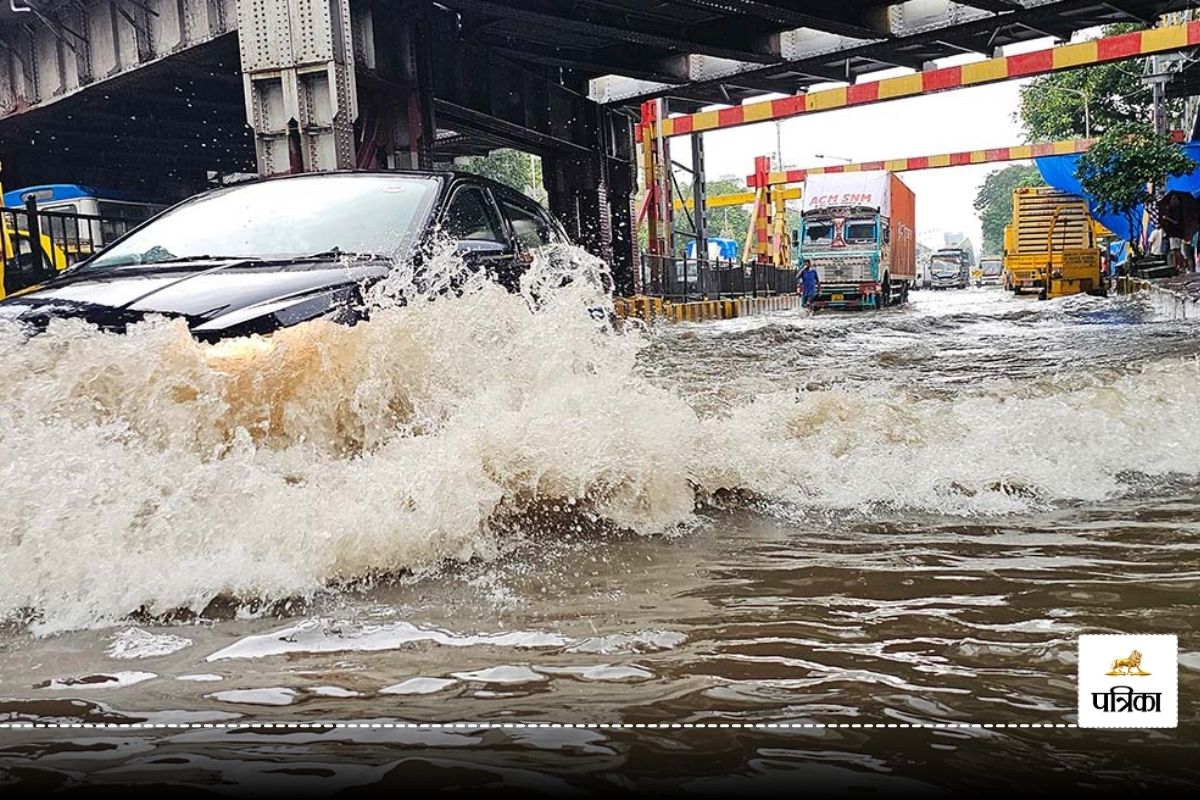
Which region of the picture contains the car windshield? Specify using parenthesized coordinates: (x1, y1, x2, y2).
(87, 174, 439, 268)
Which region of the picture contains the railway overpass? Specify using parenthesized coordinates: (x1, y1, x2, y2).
(0, 0, 1194, 290)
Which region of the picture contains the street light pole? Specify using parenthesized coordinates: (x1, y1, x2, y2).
(1043, 85, 1091, 137)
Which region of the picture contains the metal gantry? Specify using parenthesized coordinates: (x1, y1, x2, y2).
(636, 19, 1200, 289)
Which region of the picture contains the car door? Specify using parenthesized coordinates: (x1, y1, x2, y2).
(496, 190, 575, 281)
(441, 182, 520, 291)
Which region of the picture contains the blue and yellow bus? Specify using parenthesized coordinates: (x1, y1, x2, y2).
(2, 182, 167, 298)
(3, 183, 166, 246)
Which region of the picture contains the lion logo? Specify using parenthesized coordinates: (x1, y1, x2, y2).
(1106, 649, 1150, 676)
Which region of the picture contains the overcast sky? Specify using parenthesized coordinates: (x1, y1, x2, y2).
(664, 37, 1067, 251)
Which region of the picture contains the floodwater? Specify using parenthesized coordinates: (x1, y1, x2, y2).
(1, 266, 1198, 795)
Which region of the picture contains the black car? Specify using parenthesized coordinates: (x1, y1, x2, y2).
(0, 171, 571, 341)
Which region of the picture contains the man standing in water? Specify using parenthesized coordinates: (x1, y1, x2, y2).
(799, 259, 820, 312)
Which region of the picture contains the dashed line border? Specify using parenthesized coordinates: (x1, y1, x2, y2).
(0, 722, 1079, 730)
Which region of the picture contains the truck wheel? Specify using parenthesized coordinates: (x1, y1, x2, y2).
(899, 282, 910, 305)
(880, 275, 891, 308)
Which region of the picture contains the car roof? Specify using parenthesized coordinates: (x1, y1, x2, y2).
(243, 169, 546, 207)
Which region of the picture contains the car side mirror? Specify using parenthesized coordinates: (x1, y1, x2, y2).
(455, 240, 508, 263)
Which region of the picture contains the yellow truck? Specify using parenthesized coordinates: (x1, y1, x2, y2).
(1002, 187, 1104, 299)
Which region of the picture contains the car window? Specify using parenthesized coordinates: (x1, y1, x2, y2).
(536, 206, 568, 245)
(444, 187, 506, 243)
(501, 198, 554, 252)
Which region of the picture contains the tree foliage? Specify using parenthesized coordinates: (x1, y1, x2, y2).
(973, 164, 1045, 255)
(454, 148, 546, 202)
(1075, 122, 1198, 253)
(1017, 24, 1180, 142)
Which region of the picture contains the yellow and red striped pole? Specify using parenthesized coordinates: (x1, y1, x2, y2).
(643, 22, 1200, 140)
(746, 130, 1186, 186)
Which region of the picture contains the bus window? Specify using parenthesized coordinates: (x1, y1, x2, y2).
(97, 200, 161, 243)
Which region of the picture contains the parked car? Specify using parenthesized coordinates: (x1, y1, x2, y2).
(0, 172, 570, 341)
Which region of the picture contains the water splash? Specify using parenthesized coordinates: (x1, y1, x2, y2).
(2, 250, 1199, 633)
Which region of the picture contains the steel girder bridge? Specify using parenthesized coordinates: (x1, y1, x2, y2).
(0, 1, 1194, 291)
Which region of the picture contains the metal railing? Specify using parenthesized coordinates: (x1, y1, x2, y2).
(2, 198, 138, 296)
(640, 253, 798, 302)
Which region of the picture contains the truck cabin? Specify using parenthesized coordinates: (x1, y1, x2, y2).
(801, 207, 884, 251)
(929, 249, 968, 287)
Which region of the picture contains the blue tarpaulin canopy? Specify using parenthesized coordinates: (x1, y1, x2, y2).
(1034, 143, 1200, 245)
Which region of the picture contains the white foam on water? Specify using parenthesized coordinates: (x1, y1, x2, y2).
(451, 665, 547, 685)
(206, 687, 298, 706)
(176, 673, 224, 682)
(306, 685, 362, 698)
(379, 677, 458, 695)
(106, 627, 193, 659)
(3, 246, 1200, 633)
(206, 619, 571, 661)
(567, 630, 688, 655)
(536, 664, 655, 682)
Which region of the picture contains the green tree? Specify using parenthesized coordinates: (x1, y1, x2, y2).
(454, 148, 546, 202)
(1075, 122, 1198, 255)
(1017, 24, 1180, 142)
(973, 164, 1045, 255)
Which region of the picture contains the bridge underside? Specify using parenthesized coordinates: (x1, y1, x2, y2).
(0, 1, 1193, 290)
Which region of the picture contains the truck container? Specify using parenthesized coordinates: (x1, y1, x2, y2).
(1002, 187, 1103, 299)
(797, 171, 916, 310)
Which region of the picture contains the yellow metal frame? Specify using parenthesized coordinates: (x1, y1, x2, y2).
(1, 164, 70, 300)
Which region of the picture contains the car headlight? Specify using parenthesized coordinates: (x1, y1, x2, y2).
(205, 335, 276, 367)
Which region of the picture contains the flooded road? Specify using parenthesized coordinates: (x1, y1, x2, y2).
(1, 285, 1198, 794)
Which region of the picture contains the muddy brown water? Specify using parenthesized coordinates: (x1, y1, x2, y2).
(1, 287, 1197, 795)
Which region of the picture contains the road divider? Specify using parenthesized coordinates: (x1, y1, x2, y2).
(613, 294, 800, 324)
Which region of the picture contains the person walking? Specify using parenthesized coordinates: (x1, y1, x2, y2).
(1161, 193, 1186, 274)
(799, 259, 820, 313)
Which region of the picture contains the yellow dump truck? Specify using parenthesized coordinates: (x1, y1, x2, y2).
(1002, 187, 1104, 299)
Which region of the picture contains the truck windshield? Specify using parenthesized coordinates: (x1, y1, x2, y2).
(88, 174, 439, 268)
(803, 218, 876, 245)
(845, 219, 876, 241)
(982, 261, 1002, 276)
(804, 222, 832, 242)
(931, 260, 960, 277)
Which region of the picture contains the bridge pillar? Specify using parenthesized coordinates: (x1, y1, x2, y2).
(543, 105, 637, 295)
(235, 0, 359, 174)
